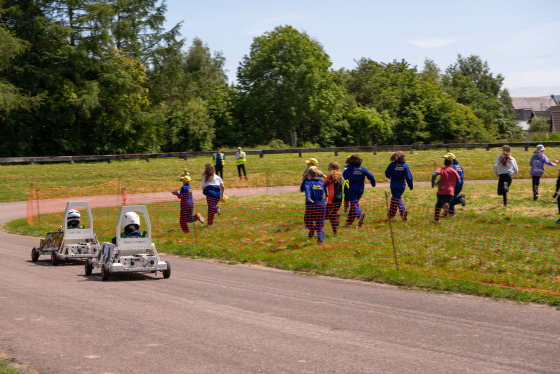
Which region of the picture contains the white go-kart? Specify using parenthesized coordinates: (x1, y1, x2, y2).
(31, 202, 100, 265)
(85, 205, 170, 281)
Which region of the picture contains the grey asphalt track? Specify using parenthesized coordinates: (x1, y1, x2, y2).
(1, 192, 559, 374)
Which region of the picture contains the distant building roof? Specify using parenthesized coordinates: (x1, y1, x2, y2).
(511, 96, 558, 111)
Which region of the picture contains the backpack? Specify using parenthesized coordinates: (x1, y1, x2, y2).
(332, 178, 344, 203)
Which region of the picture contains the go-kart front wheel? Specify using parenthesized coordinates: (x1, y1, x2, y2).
(51, 252, 60, 266)
(85, 259, 93, 276)
(162, 261, 171, 279)
(101, 265, 110, 281)
(31, 248, 40, 262)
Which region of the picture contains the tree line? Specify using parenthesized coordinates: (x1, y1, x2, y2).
(0, 1, 522, 157)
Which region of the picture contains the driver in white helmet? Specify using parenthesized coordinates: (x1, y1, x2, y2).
(67, 209, 81, 229)
(112, 211, 142, 244)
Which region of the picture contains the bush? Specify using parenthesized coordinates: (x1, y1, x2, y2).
(268, 139, 287, 149)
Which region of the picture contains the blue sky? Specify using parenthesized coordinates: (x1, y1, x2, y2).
(164, 0, 559, 97)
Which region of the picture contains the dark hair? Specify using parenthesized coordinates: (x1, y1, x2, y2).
(203, 164, 215, 182)
(444, 157, 453, 166)
(390, 151, 405, 162)
(346, 154, 363, 167)
(500, 145, 512, 167)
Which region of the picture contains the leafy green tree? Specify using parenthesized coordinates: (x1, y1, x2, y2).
(150, 37, 228, 151)
(344, 58, 486, 144)
(0, 0, 183, 155)
(0, 20, 43, 113)
(529, 117, 550, 133)
(108, 0, 184, 66)
(237, 25, 343, 147)
(421, 58, 441, 84)
(441, 55, 521, 140)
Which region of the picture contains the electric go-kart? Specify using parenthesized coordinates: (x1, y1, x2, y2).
(85, 205, 170, 281)
(31, 202, 100, 265)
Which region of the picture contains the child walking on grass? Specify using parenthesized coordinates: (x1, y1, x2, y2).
(202, 164, 225, 226)
(432, 157, 460, 223)
(302, 167, 326, 244)
(342, 154, 376, 227)
(385, 150, 413, 221)
(172, 174, 204, 233)
(323, 162, 344, 235)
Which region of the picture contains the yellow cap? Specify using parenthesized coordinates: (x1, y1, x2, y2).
(305, 158, 318, 165)
(181, 175, 192, 183)
(442, 153, 456, 159)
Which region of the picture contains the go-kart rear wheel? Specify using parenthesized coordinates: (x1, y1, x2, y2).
(162, 261, 171, 279)
(101, 265, 110, 281)
(51, 252, 60, 266)
(31, 248, 39, 262)
(85, 259, 93, 276)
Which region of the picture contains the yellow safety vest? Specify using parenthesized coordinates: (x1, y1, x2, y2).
(213, 152, 225, 166)
(235, 151, 246, 165)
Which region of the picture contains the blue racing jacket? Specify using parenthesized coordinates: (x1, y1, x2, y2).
(385, 161, 413, 190)
(342, 165, 376, 200)
(302, 178, 325, 205)
(452, 159, 464, 188)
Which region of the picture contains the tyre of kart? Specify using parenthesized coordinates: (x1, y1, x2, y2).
(162, 261, 171, 279)
(85, 259, 93, 276)
(51, 251, 60, 266)
(101, 264, 110, 281)
(31, 248, 39, 262)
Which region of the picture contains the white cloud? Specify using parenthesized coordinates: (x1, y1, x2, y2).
(406, 37, 456, 49)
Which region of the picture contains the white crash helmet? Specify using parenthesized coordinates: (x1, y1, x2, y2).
(67, 209, 81, 225)
(122, 211, 140, 230)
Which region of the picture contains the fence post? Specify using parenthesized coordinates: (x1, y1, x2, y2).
(373, 146, 377, 155)
(35, 187, 41, 225)
(383, 191, 399, 271)
(335, 149, 338, 156)
(410, 147, 414, 154)
(486, 144, 490, 151)
(525, 144, 529, 151)
(298, 149, 302, 158)
(260, 150, 264, 158)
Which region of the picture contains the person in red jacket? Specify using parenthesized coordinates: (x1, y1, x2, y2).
(431, 157, 460, 223)
(323, 162, 344, 235)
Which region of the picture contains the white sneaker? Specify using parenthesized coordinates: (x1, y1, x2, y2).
(216, 206, 221, 215)
(196, 212, 205, 224)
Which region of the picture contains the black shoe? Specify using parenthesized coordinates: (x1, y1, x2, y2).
(503, 182, 509, 193)
(533, 195, 538, 201)
(459, 194, 466, 207)
(553, 192, 559, 199)
(401, 211, 408, 222)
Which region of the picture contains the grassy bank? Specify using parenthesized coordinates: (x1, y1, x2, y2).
(7, 180, 560, 306)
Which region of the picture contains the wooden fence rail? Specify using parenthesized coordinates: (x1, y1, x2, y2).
(2, 141, 560, 165)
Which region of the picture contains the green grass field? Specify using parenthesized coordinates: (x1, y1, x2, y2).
(3, 147, 560, 306)
(1, 146, 557, 202)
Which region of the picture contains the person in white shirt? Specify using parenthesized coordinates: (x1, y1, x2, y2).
(493, 144, 518, 206)
(201, 164, 225, 225)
